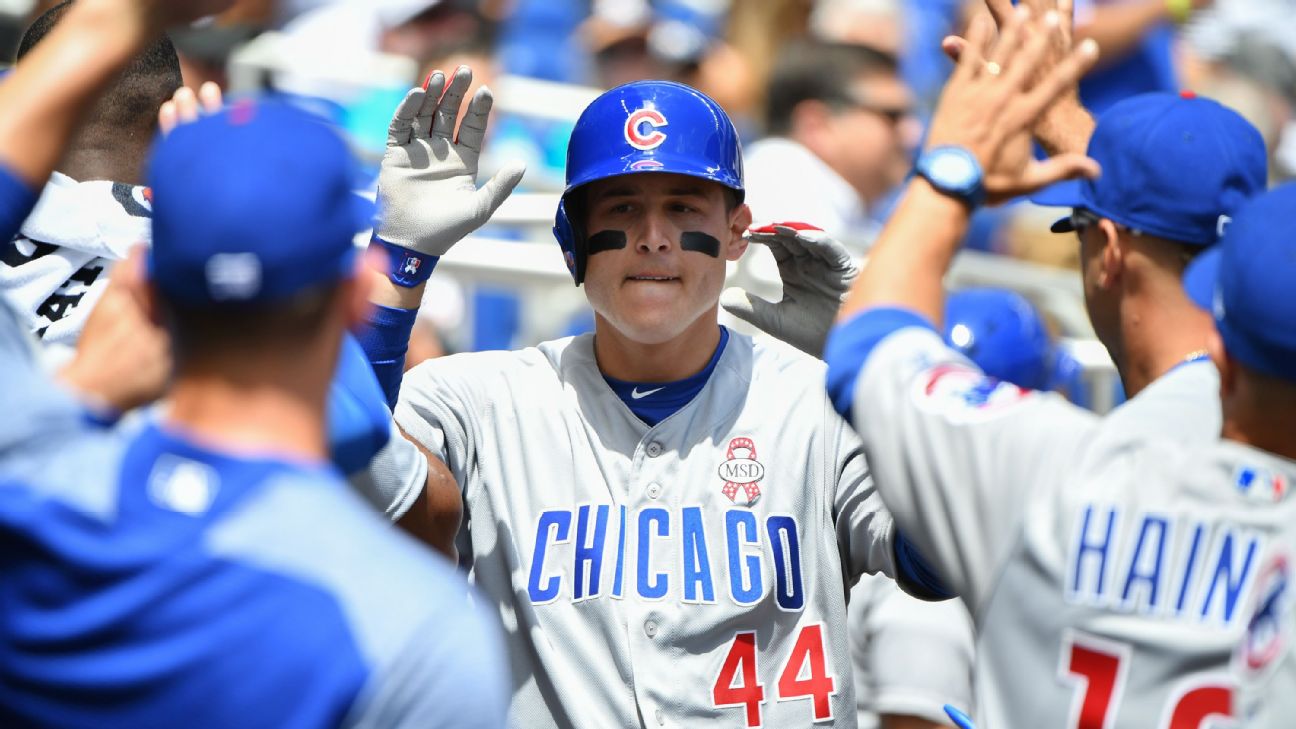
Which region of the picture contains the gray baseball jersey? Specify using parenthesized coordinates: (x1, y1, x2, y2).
(392, 331, 902, 728)
(848, 573, 975, 728)
(845, 325, 1296, 729)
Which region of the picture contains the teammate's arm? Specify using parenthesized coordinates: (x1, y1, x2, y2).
(394, 432, 463, 561)
(0, 0, 231, 236)
(359, 65, 524, 406)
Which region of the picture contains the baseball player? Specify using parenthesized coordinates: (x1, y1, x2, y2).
(825, 9, 1296, 728)
(0, 21, 509, 722)
(355, 67, 951, 728)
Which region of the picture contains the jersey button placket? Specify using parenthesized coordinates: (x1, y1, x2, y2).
(645, 441, 663, 458)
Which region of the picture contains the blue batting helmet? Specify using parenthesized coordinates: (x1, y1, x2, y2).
(944, 288, 1054, 391)
(553, 80, 744, 285)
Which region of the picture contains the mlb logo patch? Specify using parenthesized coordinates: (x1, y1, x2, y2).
(1235, 466, 1289, 504)
(402, 256, 422, 276)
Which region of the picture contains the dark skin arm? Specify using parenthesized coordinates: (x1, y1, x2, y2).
(395, 430, 464, 562)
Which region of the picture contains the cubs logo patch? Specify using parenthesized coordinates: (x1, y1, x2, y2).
(1235, 465, 1289, 504)
(914, 363, 1031, 422)
(1240, 554, 1292, 674)
(625, 107, 668, 151)
(718, 437, 763, 507)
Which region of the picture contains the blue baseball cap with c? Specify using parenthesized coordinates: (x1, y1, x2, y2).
(1184, 184, 1296, 382)
(147, 99, 374, 305)
(1031, 92, 1266, 246)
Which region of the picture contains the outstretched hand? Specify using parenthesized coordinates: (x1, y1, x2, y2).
(722, 223, 858, 358)
(926, 7, 1100, 203)
(376, 66, 526, 258)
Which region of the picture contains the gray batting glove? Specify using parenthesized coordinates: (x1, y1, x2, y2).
(721, 223, 859, 358)
(376, 66, 526, 256)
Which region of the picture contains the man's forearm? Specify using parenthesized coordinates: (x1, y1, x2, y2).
(0, 0, 163, 186)
(840, 180, 970, 326)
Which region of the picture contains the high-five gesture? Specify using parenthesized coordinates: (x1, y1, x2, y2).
(926, 8, 1099, 203)
(375, 66, 526, 265)
(947, 0, 1095, 155)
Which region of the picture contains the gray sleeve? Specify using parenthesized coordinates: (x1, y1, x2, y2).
(832, 409, 898, 581)
(850, 327, 1098, 610)
(850, 573, 975, 727)
(345, 598, 510, 729)
(0, 298, 85, 456)
(348, 423, 428, 520)
(392, 359, 474, 489)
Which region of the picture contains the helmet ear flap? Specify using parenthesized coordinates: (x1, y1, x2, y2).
(553, 196, 587, 286)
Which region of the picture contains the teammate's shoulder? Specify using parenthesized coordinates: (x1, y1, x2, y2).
(404, 339, 561, 385)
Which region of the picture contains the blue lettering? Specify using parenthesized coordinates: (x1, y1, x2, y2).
(638, 508, 670, 599)
(1070, 505, 1116, 601)
(1200, 530, 1261, 625)
(726, 510, 763, 605)
(528, 510, 571, 604)
(767, 516, 804, 611)
(1120, 514, 1169, 612)
(681, 507, 715, 603)
(573, 504, 609, 600)
(1175, 523, 1206, 614)
(612, 505, 627, 599)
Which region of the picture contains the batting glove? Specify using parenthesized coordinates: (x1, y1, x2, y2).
(374, 66, 526, 284)
(721, 222, 858, 358)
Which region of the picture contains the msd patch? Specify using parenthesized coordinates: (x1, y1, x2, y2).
(625, 107, 668, 151)
(913, 363, 1031, 422)
(718, 437, 763, 507)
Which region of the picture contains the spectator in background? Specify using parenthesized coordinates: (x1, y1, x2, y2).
(1073, 0, 1213, 113)
(744, 39, 917, 249)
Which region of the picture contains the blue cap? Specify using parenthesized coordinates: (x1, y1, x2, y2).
(1184, 184, 1296, 382)
(147, 99, 374, 305)
(1031, 92, 1266, 246)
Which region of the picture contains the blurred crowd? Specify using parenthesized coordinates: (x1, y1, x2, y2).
(1, 0, 1293, 368)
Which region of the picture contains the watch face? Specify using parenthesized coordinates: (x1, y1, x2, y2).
(931, 151, 977, 186)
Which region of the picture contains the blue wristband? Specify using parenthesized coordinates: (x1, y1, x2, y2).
(370, 236, 438, 287)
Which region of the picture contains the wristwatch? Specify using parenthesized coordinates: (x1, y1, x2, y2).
(914, 146, 985, 208)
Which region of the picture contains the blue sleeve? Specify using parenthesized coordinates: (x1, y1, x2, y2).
(0, 163, 38, 242)
(327, 333, 393, 475)
(354, 304, 419, 410)
(824, 307, 938, 425)
(894, 530, 955, 601)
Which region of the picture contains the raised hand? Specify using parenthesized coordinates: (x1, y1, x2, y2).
(375, 66, 526, 259)
(926, 7, 1100, 203)
(947, 0, 1094, 154)
(722, 223, 858, 358)
(158, 81, 222, 135)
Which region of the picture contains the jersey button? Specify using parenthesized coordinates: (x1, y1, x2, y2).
(644, 620, 658, 638)
(646, 482, 662, 499)
(655, 708, 665, 726)
(646, 442, 663, 457)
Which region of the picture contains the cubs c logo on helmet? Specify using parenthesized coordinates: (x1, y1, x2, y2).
(625, 107, 668, 151)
